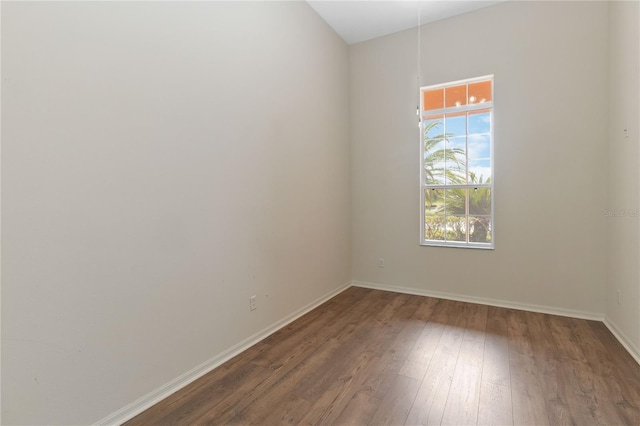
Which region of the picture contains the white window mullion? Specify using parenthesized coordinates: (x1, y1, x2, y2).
(422, 102, 493, 118)
(420, 75, 494, 249)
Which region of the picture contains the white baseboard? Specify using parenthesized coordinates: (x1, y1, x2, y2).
(95, 280, 638, 425)
(351, 280, 604, 321)
(94, 282, 351, 426)
(352, 280, 640, 365)
(603, 316, 640, 365)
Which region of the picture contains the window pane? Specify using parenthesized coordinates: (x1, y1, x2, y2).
(424, 115, 444, 138)
(468, 109, 491, 134)
(424, 134, 445, 184)
(423, 89, 444, 112)
(469, 188, 491, 215)
(446, 216, 467, 242)
(425, 188, 444, 215)
(445, 188, 466, 215)
(425, 189, 444, 241)
(420, 76, 493, 249)
(468, 159, 491, 184)
(445, 84, 467, 108)
(468, 80, 492, 104)
(469, 216, 492, 243)
(445, 114, 466, 137)
(424, 139, 445, 163)
(468, 134, 490, 159)
(424, 139, 445, 160)
(424, 162, 445, 185)
(445, 137, 466, 185)
(425, 216, 445, 241)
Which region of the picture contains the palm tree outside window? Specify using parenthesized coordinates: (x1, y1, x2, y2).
(420, 76, 494, 248)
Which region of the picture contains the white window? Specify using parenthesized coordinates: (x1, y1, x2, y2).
(420, 76, 494, 248)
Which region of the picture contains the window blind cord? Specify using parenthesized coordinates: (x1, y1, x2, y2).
(416, 3, 422, 124)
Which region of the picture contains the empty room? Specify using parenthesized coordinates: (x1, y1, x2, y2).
(1, 0, 639, 425)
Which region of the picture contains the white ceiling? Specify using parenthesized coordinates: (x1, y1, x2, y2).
(306, 0, 506, 45)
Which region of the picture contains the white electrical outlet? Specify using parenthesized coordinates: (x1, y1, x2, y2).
(250, 295, 257, 311)
(377, 258, 385, 268)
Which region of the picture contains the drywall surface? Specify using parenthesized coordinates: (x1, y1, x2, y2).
(606, 0, 640, 356)
(1, 2, 349, 424)
(350, 1, 608, 315)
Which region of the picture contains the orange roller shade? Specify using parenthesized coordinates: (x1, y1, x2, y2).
(445, 111, 467, 118)
(468, 80, 492, 104)
(445, 84, 467, 108)
(468, 108, 491, 116)
(423, 89, 444, 112)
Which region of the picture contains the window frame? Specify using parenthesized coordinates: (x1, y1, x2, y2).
(419, 75, 495, 249)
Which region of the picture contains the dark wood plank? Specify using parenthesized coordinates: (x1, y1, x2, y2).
(350, 293, 425, 402)
(526, 312, 578, 425)
(480, 306, 511, 388)
(506, 309, 551, 426)
(368, 375, 421, 425)
(398, 298, 444, 380)
(547, 315, 615, 426)
(586, 321, 640, 425)
(404, 300, 469, 425)
(127, 287, 376, 425)
(440, 338, 484, 425)
(462, 302, 488, 343)
(220, 337, 347, 425)
(125, 289, 640, 426)
(440, 303, 487, 425)
(332, 390, 379, 425)
(123, 344, 275, 426)
(570, 318, 635, 425)
(194, 290, 389, 424)
(299, 293, 428, 424)
(477, 306, 513, 426)
(258, 394, 312, 425)
(294, 349, 378, 425)
(477, 382, 513, 426)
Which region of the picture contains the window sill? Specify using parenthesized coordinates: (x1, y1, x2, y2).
(420, 241, 494, 250)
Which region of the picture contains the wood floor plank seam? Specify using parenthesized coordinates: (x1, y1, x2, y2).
(124, 288, 640, 426)
(403, 301, 447, 424)
(474, 313, 489, 426)
(434, 302, 471, 426)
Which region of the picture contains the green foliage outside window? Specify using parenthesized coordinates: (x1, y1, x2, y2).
(424, 120, 492, 243)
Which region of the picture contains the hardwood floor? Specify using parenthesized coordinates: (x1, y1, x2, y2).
(125, 287, 640, 425)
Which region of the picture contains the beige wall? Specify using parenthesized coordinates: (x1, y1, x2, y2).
(350, 1, 608, 316)
(1, 2, 349, 424)
(606, 0, 640, 357)
(3, 1, 638, 424)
